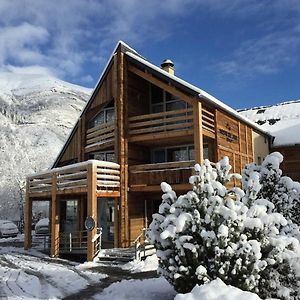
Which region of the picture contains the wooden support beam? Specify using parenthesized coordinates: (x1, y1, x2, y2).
(50, 173, 60, 257)
(114, 197, 119, 248)
(193, 101, 204, 164)
(115, 51, 129, 248)
(87, 163, 97, 261)
(24, 178, 32, 250)
(128, 64, 196, 106)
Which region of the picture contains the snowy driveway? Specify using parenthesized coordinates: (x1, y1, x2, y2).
(0, 246, 105, 299)
(0, 238, 175, 300)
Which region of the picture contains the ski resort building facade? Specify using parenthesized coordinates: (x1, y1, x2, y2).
(24, 42, 271, 261)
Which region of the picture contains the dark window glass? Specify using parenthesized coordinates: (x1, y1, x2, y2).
(166, 101, 186, 111)
(106, 153, 115, 162)
(167, 147, 188, 161)
(153, 149, 166, 163)
(106, 108, 115, 122)
(152, 104, 164, 113)
(151, 85, 163, 104)
(188, 146, 195, 160)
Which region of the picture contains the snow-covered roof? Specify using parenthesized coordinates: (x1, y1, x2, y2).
(239, 100, 300, 147)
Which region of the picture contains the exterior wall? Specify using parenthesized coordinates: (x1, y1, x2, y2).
(59, 126, 80, 164)
(50, 49, 268, 249)
(252, 130, 270, 164)
(55, 63, 115, 167)
(128, 194, 145, 243)
(216, 109, 254, 175)
(273, 145, 300, 182)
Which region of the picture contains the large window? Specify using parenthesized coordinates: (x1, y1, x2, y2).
(151, 145, 194, 163)
(89, 102, 114, 129)
(151, 144, 209, 164)
(150, 84, 189, 113)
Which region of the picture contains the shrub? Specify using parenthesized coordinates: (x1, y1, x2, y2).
(148, 156, 299, 299)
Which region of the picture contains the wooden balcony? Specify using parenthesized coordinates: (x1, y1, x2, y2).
(129, 160, 195, 192)
(85, 120, 115, 153)
(27, 160, 120, 198)
(128, 107, 215, 145)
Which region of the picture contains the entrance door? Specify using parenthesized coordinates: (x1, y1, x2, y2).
(60, 200, 78, 232)
(97, 198, 115, 248)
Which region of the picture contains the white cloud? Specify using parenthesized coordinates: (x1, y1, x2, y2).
(0, 0, 299, 83)
(211, 1, 300, 78)
(4, 65, 55, 76)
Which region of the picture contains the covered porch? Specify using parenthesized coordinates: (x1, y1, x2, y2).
(24, 160, 120, 261)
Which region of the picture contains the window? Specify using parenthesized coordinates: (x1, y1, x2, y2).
(151, 145, 195, 163)
(150, 84, 190, 113)
(151, 144, 209, 163)
(89, 151, 115, 162)
(89, 102, 115, 129)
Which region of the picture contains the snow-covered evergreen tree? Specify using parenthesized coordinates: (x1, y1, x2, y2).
(148, 157, 299, 299)
(243, 152, 300, 226)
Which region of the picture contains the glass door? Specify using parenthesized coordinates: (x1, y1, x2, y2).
(60, 200, 78, 232)
(97, 198, 115, 248)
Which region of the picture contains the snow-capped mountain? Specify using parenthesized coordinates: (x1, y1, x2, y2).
(0, 72, 92, 220)
(239, 100, 300, 147)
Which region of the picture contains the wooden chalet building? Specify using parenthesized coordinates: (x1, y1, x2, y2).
(24, 41, 271, 261)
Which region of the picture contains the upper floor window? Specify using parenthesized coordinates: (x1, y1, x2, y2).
(151, 145, 195, 163)
(150, 84, 190, 113)
(151, 144, 209, 164)
(89, 102, 114, 129)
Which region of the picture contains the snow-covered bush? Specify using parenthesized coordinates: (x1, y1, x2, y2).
(148, 157, 300, 299)
(243, 152, 300, 226)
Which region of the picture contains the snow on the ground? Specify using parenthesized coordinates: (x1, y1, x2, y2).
(94, 277, 176, 300)
(122, 254, 158, 273)
(239, 100, 300, 146)
(0, 247, 105, 299)
(175, 278, 262, 300)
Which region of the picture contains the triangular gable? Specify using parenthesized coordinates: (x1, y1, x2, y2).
(53, 40, 271, 168)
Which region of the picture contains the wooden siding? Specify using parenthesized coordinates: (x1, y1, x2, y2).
(59, 126, 80, 164)
(274, 145, 300, 182)
(128, 194, 145, 243)
(216, 109, 253, 175)
(129, 161, 194, 188)
(56, 64, 115, 166)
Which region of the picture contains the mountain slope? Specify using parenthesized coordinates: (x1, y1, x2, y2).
(0, 72, 92, 220)
(239, 100, 300, 147)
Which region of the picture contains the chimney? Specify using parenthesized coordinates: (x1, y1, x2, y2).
(161, 59, 174, 75)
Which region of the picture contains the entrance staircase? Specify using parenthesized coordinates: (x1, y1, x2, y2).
(97, 228, 156, 263)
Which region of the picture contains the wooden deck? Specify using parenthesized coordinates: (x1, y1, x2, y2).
(25, 160, 120, 261)
(27, 160, 120, 198)
(128, 107, 215, 144)
(129, 160, 195, 192)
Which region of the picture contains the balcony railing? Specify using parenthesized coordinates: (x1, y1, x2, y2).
(128, 106, 215, 142)
(85, 120, 115, 153)
(129, 160, 195, 187)
(128, 108, 194, 141)
(27, 160, 120, 196)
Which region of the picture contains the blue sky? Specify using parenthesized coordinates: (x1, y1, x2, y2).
(0, 0, 300, 109)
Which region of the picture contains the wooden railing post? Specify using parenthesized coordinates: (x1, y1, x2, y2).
(193, 101, 204, 164)
(87, 162, 97, 261)
(24, 178, 32, 250)
(50, 172, 60, 257)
